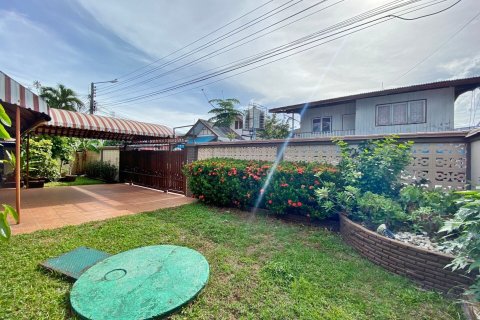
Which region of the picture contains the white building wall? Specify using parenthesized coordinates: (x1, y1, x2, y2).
(471, 139, 480, 188)
(355, 87, 455, 135)
(300, 102, 356, 133)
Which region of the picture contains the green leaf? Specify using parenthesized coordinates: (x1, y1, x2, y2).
(3, 204, 18, 223)
(0, 123, 10, 139)
(0, 103, 12, 127)
(0, 212, 11, 242)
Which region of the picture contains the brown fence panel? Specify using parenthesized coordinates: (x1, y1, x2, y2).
(120, 150, 186, 194)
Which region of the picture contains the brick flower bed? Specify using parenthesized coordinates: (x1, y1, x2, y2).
(340, 214, 476, 297)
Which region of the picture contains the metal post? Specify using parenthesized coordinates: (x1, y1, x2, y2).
(26, 133, 30, 189)
(89, 82, 95, 114)
(15, 106, 21, 223)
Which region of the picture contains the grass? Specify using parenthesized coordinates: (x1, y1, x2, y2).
(45, 176, 104, 188)
(0, 204, 463, 319)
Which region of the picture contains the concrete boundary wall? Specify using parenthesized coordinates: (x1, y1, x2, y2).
(186, 131, 480, 189)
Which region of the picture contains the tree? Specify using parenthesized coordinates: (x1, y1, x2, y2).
(0, 102, 18, 241)
(257, 114, 290, 139)
(207, 98, 243, 127)
(40, 84, 85, 112)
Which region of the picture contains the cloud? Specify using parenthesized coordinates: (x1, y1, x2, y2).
(2, 0, 479, 129)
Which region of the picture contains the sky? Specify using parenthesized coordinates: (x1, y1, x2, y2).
(0, 0, 479, 131)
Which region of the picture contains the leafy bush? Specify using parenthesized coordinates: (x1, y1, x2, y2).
(440, 191, 480, 301)
(184, 158, 339, 219)
(399, 185, 460, 235)
(85, 161, 117, 183)
(26, 138, 60, 181)
(335, 136, 413, 197)
(409, 206, 444, 236)
(356, 192, 407, 229)
(399, 185, 460, 215)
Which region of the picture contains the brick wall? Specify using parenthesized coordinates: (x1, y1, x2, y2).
(339, 214, 475, 297)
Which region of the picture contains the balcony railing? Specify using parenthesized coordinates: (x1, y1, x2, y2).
(293, 130, 356, 139)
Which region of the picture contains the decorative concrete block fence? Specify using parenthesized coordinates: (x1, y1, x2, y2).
(339, 214, 476, 297)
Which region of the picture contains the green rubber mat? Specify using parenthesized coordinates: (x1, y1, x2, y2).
(40, 247, 111, 280)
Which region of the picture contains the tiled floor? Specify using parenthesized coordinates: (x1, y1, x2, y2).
(0, 184, 195, 235)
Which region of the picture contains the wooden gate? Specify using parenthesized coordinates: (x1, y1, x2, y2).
(119, 150, 187, 194)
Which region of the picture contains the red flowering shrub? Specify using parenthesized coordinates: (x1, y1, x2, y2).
(183, 158, 339, 219)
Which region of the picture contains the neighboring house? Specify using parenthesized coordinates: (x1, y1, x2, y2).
(270, 77, 480, 138)
(184, 119, 243, 143)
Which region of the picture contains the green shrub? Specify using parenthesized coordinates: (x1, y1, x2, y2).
(26, 138, 60, 181)
(440, 191, 480, 301)
(356, 192, 407, 229)
(335, 136, 413, 197)
(184, 158, 339, 219)
(399, 185, 460, 215)
(409, 206, 444, 236)
(85, 161, 117, 183)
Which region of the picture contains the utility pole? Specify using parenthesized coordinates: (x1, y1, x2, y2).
(89, 79, 118, 114)
(89, 82, 95, 114)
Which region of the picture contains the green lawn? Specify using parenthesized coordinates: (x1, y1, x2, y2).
(0, 204, 463, 319)
(45, 176, 104, 188)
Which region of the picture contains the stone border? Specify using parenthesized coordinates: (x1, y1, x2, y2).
(339, 214, 475, 297)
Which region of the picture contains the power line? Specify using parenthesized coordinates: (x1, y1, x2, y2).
(98, 0, 301, 92)
(391, 9, 480, 84)
(101, 0, 448, 107)
(97, 0, 341, 99)
(101, 0, 446, 101)
(99, 0, 275, 87)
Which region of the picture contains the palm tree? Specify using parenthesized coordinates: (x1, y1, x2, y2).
(40, 84, 85, 112)
(207, 98, 243, 127)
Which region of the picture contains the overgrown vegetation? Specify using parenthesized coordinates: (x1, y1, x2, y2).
(0, 102, 18, 241)
(85, 161, 118, 183)
(440, 191, 480, 301)
(184, 158, 339, 219)
(257, 114, 290, 139)
(0, 204, 462, 319)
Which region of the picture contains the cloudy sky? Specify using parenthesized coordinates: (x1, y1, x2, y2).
(0, 0, 479, 130)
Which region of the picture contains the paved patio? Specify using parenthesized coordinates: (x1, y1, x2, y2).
(1, 184, 195, 235)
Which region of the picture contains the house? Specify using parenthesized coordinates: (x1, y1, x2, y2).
(269, 77, 480, 138)
(183, 119, 243, 143)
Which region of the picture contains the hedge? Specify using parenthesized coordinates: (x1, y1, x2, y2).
(85, 160, 118, 183)
(183, 158, 339, 219)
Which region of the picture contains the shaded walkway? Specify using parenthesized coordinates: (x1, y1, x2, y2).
(1, 184, 195, 235)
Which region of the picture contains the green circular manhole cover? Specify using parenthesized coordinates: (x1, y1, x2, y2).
(70, 245, 209, 320)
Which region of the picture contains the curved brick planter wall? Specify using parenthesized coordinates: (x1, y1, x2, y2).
(339, 214, 475, 297)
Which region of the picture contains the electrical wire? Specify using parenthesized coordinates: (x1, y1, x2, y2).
(100, 0, 446, 101)
(97, 0, 341, 98)
(98, 0, 275, 88)
(101, 0, 437, 106)
(391, 9, 480, 83)
(98, 0, 301, 92)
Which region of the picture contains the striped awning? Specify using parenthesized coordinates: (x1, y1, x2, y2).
(35, 108, 174, 141)
(0, 71, 49, 114)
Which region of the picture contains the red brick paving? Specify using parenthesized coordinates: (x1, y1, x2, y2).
(0, 184, 195, 235)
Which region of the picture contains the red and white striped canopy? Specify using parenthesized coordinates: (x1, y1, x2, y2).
(35, 108, 174, 141)
(0, 71, 49, 114)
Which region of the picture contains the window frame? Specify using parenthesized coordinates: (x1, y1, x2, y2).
(312, 116, 332, 133)
(375, 99, 427, 127)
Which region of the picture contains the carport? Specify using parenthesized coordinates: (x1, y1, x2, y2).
(1, 70, 184, 225)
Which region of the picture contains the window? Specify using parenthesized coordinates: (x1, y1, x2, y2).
(392, 102, 408, 125)
(376, 100, 426, 126)
(409, 100, 426, 123)
(234, 119, 243, 129)
(312, 117, 332, 133)
(377, 105, 391, 125)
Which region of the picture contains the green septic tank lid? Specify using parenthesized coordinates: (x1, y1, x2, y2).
(70, 245, 209, 320)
